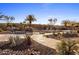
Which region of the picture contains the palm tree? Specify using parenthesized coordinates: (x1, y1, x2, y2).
(25, 15, 36, 27)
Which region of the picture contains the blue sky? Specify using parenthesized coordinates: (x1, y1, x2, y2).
(0, 3, 79, 25)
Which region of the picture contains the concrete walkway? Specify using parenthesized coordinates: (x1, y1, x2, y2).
(0, 34, 10, 41)
(0, 34, 25, 42)
(31, 33, 61, 50)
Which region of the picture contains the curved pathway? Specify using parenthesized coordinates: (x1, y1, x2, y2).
(31, 33, 61, 50)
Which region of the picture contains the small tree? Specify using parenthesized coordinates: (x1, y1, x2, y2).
(53, 18, 57, 25)
(48, 18, 57, 30)
(4, 16, 15, 27)
(48, 18, 52, 30)
(0, 13, 15, 27)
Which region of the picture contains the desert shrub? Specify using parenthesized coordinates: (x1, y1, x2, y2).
(53, 33, 58, 37)
(45, 32, 62, 40)
(57, 39, 77, 55)
(0, 28, 4, 32)
(62, 32, 78, 38)
(77, 30, 79, 33)
(9, 36, 17, 47)
(0, 35, 32, 51)
(26, 36, 32, 46)
(9, 36, 25, 47)
(25, 27, 33, 32)
(39, 32, 45, 34)
(8, 35, 32, 48)
(14, 36, 25, 46)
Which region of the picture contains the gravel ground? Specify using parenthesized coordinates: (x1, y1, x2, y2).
(0, 34, 41, 55)
(0, 48, 41, 55)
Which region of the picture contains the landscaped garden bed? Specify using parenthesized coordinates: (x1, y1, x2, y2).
(0, 35, 56, 55)
(44, 31, 79, 39)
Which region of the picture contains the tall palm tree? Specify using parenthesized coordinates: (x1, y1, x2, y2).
(25, 15, 36, 27)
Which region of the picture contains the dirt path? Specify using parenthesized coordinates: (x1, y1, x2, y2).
(31, 33, 61, 50)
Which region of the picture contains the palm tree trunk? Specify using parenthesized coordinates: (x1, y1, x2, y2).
(29, 21, 32, 27)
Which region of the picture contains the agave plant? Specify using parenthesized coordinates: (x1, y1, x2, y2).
(57, 39, 78, 55)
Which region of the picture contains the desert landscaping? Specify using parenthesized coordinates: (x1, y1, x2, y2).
(0, 16, 79, 55)
(0, 3, 79, 55)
